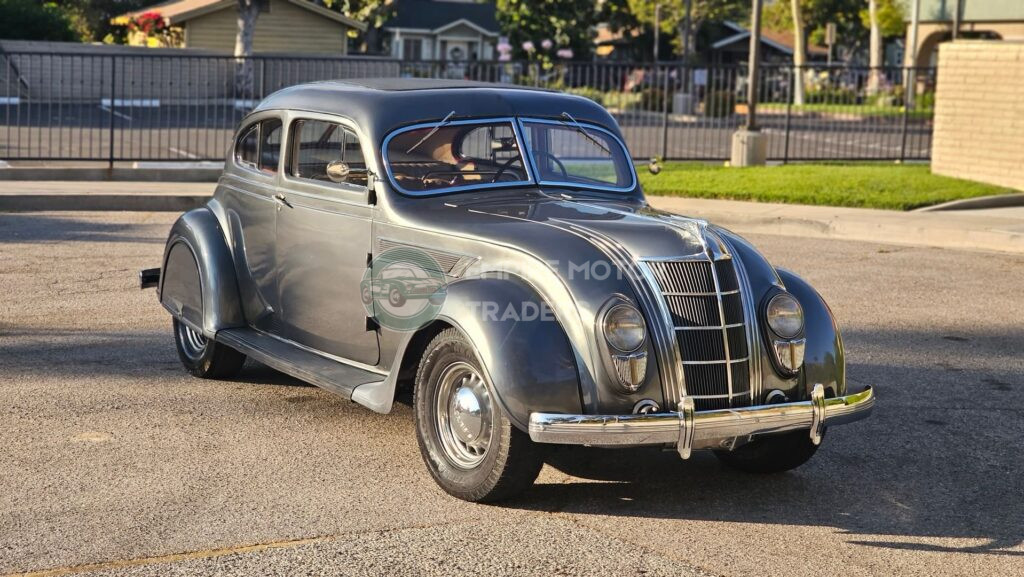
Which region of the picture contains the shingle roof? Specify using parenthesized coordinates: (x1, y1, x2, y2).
(384, 0, 500, 34)
(114, 0, 366, 31)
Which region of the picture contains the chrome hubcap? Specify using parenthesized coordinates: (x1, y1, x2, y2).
(177, 321, 207, 360)
(435, 362, 492, 469)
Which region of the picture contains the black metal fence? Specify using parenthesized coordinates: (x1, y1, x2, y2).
(0, 50, 936, 164)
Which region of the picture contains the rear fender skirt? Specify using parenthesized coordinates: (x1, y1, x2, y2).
(159, 207, 245, 337)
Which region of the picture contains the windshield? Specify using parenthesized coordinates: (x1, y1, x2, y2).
(383, 117, 635, 195)
(384, 120, 530, 193)
(520, 120, 634, 190)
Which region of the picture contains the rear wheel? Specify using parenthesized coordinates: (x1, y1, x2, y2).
(414, 328, 543, 502)
(714, 429, 821, 474)
(173, 318, 246, 379)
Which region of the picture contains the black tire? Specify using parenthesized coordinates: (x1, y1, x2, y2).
(173, 318, 246, 379)
(714, 429, 821, 474)
(414, 328, 543, 502)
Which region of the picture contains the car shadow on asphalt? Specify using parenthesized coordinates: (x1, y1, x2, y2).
(501, 350, 1024, 558)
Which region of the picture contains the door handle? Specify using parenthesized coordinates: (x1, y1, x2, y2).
(272, 193, 291, 209)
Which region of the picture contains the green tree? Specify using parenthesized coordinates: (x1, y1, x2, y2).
(52, 0, 150, 42)
(321, 0, 394, 53)
(496, 0, 600, 63)
(0, 0, 77, 41)
(859, 0, 904, 37)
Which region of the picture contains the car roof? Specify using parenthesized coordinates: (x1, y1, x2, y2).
(250, 78, 623, 148)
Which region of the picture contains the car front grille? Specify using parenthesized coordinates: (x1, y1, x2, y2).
(647, 258, 752, 411)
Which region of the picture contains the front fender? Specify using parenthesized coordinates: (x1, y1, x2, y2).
(159, 207, 245, 337)
(776, 268, 847, 398)
(433, 275, 583, 431)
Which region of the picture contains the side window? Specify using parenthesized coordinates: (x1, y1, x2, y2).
(289, 119, 367, 187)
(259, 119, 282, 174)
(235, 124, 259, 168)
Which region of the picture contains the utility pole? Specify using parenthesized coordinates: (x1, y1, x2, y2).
(654, 3, 660, 62)
(906, 0, 921, 108)
(746, 0, 763, 131)
(731, 0, 767, 166)
(952, 0, 963, 40)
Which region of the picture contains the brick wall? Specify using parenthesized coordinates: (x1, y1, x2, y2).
(932, 41, 1024, 191)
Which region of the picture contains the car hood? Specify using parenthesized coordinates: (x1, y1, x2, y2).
(389, 190, 713, 264)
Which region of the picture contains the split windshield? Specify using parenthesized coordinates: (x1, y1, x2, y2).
(384, 118, 634, 195)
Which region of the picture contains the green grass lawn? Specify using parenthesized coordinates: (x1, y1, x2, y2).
(637, 162, 1016, 211)
(758, 102, 933, 119)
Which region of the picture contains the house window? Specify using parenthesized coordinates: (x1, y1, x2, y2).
(257, 0, 271, 13)
(403, 38, 423, 61)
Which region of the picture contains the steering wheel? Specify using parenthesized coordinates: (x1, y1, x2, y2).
(491, 156, 525, 183)
(531, 149, 568, 180)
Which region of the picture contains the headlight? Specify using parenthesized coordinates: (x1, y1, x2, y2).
(603, 304, 646, 352)
(766, 293, 804, 338)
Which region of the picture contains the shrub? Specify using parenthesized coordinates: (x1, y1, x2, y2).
(638, 87, 670, 111)
(703, 90, 736, 118)
(805, 86, 858, 105)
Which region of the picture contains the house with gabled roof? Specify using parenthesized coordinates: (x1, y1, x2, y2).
(383, 0, 500, 61)
(114, 0, 366, 54)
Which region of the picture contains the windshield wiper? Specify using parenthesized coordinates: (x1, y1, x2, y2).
(560, 112, 611, 155)
(406, 110, 456, 154)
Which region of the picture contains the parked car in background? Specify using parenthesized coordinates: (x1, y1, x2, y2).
(142, 78, 874, 502)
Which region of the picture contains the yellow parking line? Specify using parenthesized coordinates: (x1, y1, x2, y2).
(3, 534, 338, 577)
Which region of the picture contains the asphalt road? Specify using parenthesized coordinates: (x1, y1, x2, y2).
(1, 211, 1021, 576)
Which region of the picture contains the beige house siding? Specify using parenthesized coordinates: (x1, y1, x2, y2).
(185, 0, 350, 54)
(931, 41, 1024, 191)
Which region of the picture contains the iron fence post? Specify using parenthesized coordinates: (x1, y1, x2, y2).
(660, 65, 670, 160)
(899, 68, 911, 162)
(259, 58, 266, 100)
(108, 55, 116, 170)
(783, 65, 793, 164)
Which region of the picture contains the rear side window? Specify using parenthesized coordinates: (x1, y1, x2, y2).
(288, 119, 367, 187)
(235, 124, 259, 167)
(233, 118, 282, 174)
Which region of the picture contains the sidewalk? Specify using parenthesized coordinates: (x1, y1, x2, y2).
(2, 181, 1023, 255)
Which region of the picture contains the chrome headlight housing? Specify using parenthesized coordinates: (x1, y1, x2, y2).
(603, 303, 646, 352)
(600, 302, 648, 392)
(766, 293, 804, 338)
(764, 293, 805, 375)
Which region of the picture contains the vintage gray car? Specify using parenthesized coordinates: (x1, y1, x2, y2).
(143, 78, 874, 502)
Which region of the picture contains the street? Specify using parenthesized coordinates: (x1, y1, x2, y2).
(1, 211, 1021, 576)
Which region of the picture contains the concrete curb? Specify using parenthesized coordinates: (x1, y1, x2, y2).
(0, 168, 221, 182)
(0, 194, 210, 212)
(914, 193, 1024, 212)
(648, 196, 1024, 256)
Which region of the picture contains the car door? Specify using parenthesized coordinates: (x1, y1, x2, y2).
(220, 115, 284, 332)
(273, 114, 379, 365)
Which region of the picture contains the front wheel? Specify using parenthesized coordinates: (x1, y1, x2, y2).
(714, 429, 821, 474)
(173, 318, 246, 379)
(414, 328, 543, 502)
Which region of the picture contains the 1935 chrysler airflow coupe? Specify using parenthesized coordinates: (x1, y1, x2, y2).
(142, 78, 874, 502)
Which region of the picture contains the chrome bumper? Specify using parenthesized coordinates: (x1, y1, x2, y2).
(528, 384, 874, 459)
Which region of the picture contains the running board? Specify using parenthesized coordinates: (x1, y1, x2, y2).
(216, 328, 385, 399)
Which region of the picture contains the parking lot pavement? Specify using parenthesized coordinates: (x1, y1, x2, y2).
(1, 212, 1022, 577)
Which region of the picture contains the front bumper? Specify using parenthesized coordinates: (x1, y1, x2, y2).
(528, 384, 874, 459)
